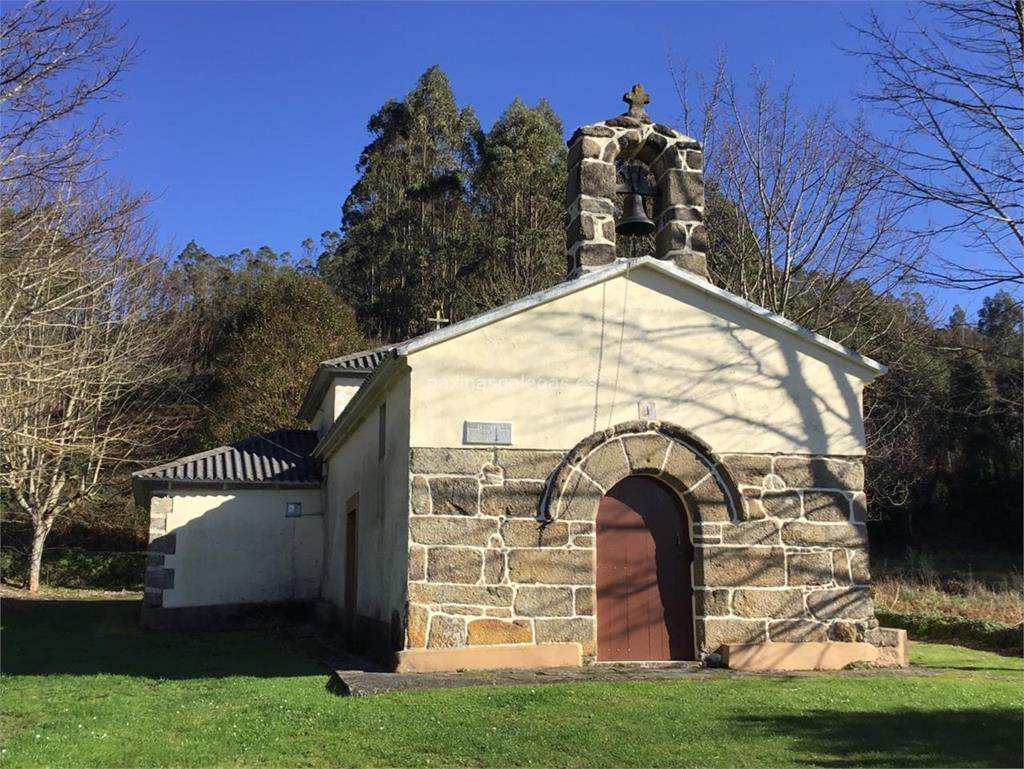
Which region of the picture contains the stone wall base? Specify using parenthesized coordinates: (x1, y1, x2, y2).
(873, 627, 910, 667)
(140, 600, 315, 630)
(313, 602, 404, 666)
(722, 630, 908, 671)
(394, 643, 582, 673)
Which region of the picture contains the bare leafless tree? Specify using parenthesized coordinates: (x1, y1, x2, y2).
(851, 0, 1023, 289)
(0, 3, 179, 591)
(674, 61, 924, 348)
(673, 61, 935, 521)
(1, 2, 135, 348)
(0, 2, 132, 192)
(0, 177, 179, 591)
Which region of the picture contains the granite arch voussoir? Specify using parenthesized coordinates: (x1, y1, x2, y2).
(539, 421, 743, 524)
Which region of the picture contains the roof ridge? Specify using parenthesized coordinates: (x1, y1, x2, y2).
(249, 430, 311, 460)
(391, 257, 885, 376)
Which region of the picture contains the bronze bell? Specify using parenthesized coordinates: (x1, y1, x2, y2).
(616, 193, 655, 237)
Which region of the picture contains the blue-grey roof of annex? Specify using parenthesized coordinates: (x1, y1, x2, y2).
(133, 429, 321, 490)
(321, 347, 390, 372)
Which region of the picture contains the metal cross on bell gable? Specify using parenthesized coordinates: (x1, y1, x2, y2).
(428, 308, 450, 331)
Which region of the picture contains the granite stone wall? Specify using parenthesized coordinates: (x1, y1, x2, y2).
(143, 495, 176, 613)
(405, 422, 881, 660)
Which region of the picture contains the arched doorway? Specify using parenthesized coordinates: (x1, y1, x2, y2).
(596, 475, 695, 661)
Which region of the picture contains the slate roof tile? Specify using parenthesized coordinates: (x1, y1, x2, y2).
(133, 429, 320, 485)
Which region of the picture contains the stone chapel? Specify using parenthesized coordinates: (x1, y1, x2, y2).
(133, 86, 907, 671)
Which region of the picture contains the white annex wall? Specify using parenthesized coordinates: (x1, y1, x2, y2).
(160, 487, 323, 608)
(407, 265, 873, 456)
(321, 370, 411, 633)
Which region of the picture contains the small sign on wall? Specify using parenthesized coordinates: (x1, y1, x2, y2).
(285, 502, 302, 518)
(463, 421, 513, 445)
(638, 401, 657, 419)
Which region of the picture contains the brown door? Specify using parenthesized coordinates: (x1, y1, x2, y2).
(596, 475, 694, 661)
(344, 502, 358, 638)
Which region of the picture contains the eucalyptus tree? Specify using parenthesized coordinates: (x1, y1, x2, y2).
(320, 66, 481, 341)
(470, 97, 567, 309)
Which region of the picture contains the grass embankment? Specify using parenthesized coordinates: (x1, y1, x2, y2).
(2, 593, 1022, 768)
(871, 551, 1023, 655)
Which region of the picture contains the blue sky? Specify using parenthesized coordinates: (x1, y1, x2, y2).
(97, 1, 980, 316)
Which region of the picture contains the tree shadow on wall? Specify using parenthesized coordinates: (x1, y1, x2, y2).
(735, 708, 1024, 768)
(461, 270, 873, 457)
(1, 597, 324, 680)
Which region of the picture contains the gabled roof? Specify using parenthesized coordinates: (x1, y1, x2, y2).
(390, 257, 886, 375)
(132, 429, 321, 505)
(312, 257, 886, 459)
(297, 347, 389, 421)
(305, 256, 885, 427)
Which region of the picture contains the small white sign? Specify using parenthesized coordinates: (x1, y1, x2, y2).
(638, 401, 657, 419)
(463, 421, 513, 445)
(285, 502, 302, 518)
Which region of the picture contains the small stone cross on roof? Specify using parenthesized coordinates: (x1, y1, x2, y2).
(429, 308, 450, 331)
(623, 84, 650, 119)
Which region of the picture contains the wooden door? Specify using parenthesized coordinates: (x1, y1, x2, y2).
(344, 501, 358, 637)
(596, 475, 694, 661)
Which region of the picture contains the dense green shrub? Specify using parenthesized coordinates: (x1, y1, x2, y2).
(877, 608, 1023, 657)
(1, 549, 145, 590)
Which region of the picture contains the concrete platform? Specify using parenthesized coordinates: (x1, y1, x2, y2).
(721, 630, 910, 672)
(329, 658, 706, 696)
(326, 653, 930, 697)
(722, 641, 879, 672)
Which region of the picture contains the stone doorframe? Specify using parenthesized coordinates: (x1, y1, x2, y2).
(540, 420, 745, 527)
(539, 420, 746, 657)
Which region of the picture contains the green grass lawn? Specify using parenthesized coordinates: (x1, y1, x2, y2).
(2, 596, 1022, 768)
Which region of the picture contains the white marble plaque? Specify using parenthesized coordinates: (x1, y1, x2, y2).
(463, 421, 513, 445)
